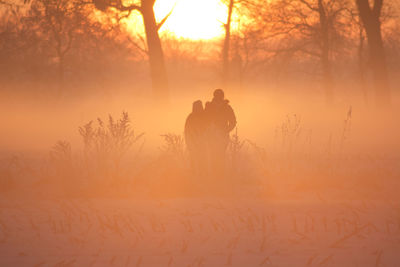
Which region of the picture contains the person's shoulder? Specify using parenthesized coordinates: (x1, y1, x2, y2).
(186, 113, 194, 122)
(224, 99, 233, 109)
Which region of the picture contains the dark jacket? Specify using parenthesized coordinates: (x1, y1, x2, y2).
(184, 101, 207, 151)
(205, 98, 236, 135)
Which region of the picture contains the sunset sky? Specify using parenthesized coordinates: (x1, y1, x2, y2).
(124, 0, 238, 40)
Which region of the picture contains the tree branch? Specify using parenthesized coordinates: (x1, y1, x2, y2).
(157, 4, 176, 31)
(127, 35, 148, 55)
(94, 0, 141, 12)
(114, 0, 141, 12)
(373, 0, 383, 17)
(299, 0, 318, 12)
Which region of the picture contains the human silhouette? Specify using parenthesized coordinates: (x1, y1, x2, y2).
(184, 100, 208, 176)
(204, 89, 236, 176)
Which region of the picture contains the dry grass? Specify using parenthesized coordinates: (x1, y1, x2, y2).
(0, 107, 399, 266)
(0, 197, 398, 266)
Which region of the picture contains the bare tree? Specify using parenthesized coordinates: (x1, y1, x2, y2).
(246, 0, 352, 104)
(222, 0, 235, 86)
(347, 7, 370, 104)
(24, 0, 89, 96)
(1, 0, 144, 96)
(93, 0, 171, 102)
(356, 16, 369, 104)
(220, 0, 262, 90)
(0, 1, 35, 86)
(356, 0, 390, 105)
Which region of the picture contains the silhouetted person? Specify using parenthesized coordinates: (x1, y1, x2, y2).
(205, 89, 236, 176)
(185, 100, 208, 176)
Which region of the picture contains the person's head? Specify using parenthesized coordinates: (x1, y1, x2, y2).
(192, 100, 203, 113)
(213, 89, 224, 101)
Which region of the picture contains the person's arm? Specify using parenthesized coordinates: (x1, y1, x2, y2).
(226, 106, 237, 132)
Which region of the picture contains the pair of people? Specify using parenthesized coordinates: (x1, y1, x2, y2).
(184, 89, 237, 176)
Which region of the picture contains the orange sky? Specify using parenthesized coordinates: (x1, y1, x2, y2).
(123, 0, 240, 40)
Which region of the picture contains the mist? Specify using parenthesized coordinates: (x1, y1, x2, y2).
(1, 0, 400, 266)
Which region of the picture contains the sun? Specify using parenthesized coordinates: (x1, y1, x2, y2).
(154, 0, 228, 40)
(124, 0, 231, 40)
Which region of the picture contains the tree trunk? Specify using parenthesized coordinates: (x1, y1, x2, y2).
(321, 50, 333, 104)
(358, 25, 368, 105)
(58, 55, 65, 97)
(356, 0, 390, 106)
(141, 0, 169, 102)
(318, 0, 334, 104)
(222, 0, 234, 86)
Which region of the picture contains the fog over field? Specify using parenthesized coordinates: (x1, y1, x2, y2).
(1, 0, 400, 266)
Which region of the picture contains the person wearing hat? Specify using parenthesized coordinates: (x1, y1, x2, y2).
(204, 89, 237, 176)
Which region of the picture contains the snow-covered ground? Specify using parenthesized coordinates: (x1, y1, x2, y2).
(0, 195, 399, 267)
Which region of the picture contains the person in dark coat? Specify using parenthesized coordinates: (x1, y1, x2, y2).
(184, 100, 208, 175)
(204, 89, 236, 175)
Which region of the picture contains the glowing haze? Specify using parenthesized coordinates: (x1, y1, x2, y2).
(125, 0, 230, 40)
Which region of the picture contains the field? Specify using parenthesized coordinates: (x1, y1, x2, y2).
(1, 152, 399, 266)
(0, 190, 399, 266)
(1, 93, 399, 267)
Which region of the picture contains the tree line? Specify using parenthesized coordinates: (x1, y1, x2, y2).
(0, 0, 399, 105)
